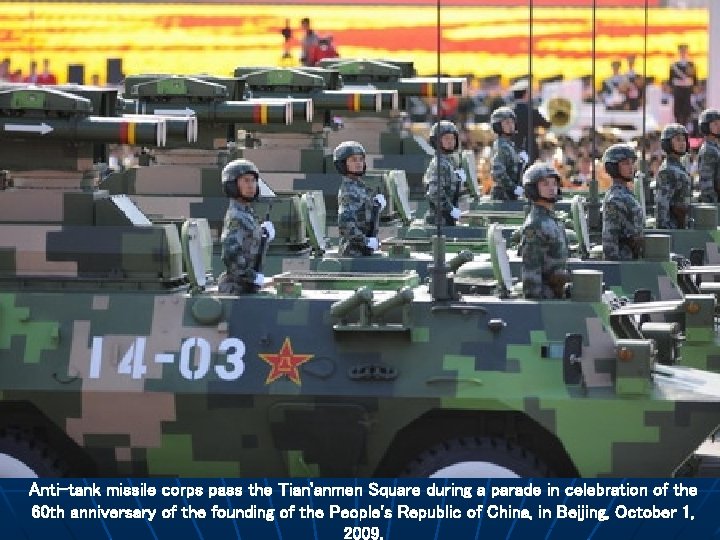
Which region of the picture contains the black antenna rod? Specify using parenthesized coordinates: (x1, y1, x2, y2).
(641, 0, 649, 168)
(527, 0, 534, 163)
(591, 0, 597, 165)
(429, 0, 453, 301)
(435, 0, 442, 241)
(586, 0, 602, 234)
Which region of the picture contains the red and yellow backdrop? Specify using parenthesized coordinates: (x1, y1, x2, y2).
(0, 2, 707, 85)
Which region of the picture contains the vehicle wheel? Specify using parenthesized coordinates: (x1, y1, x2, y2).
(402, 436, 552, 478)
(0, 430, 66, 478)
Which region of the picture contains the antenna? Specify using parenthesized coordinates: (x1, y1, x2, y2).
(586, 0, 602, 234)
(527, 0, 534, 164)
(429, 0, 454, 301)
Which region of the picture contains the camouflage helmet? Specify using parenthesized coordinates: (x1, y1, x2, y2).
(602, 143, 636, 179)
(522, 162, 561, 201)
(660, 123, 688, 155)
(221, 159, 260, 199)
(490, 106, 516, 134)
(699, 108, 720, 136)
(429, 120, 459, 151)
(333, 140, 366, 176)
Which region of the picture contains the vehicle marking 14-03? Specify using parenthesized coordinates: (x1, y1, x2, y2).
(88, 336, 246, 381)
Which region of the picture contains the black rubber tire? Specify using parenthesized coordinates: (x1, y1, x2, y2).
(401, 436, 552, 477)
(0, 430, 66, 477)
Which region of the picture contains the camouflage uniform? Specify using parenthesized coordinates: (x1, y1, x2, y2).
(697, 138, 720, 203)
(424, 152, 461, 225)
(491, 137, 521, 200)
(218, 199, 264, 294)
(655, 155, 691, 229)
(338, 176, 374, 256)
(520, 205, 569, 299)
(602, 183, 644, 260)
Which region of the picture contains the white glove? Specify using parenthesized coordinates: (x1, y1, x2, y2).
(518, 150, 529, 166)
(261, 221, 275, 242)
(373, 193, 387, 211)
(450, 207, 462, 220)
(514, 185, 524, 198)
(254, 273, 265, 286)
(365, 237, 379, 251)
(454, 168, 467, 184)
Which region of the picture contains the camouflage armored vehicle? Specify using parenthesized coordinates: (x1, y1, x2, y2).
(233, 62, 476, 219)
(3, 85, 720, 477)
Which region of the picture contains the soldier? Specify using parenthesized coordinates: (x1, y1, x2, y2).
(654, 123, 691, 229)
(490, 106, 525, 200)
(423, 120, 465, 225)
(217, 159, 275, 294)
(519, 163, 569, 299)
(697, 108, 720, 203)
(601, 144, 644, 260)
(669, 43, 697, 131)
(335, 141, 386, 256)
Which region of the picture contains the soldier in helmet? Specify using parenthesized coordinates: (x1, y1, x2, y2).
(490, 106, 525, 200)
(423, 120, 465, 225)
(519, 163, 569, 299)
(601, 144, 644, 260)
(335, 141, 386, 256)
(218, 159, 275, 294)
(654, 123, 691, 229)
(697, 108, 720, 203)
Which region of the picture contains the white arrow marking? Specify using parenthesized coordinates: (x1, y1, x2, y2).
(153, 107, 195, 116)
(4, 122, 54, 135)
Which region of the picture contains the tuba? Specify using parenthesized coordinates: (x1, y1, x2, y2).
(539, 79, 581, 136)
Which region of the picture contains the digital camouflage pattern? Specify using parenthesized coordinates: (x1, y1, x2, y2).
(520, 205, 569, 299)
(337, 176, 374, 256)
(4, 82, 720, 480)
(218, 199, 264, 294)
(602, 183, 644, 260)
(423, 152, 460, 225)
(654, 155, 691, 229)
(697, 137, 720, 203)
(490, 137, 521, 200)
(3, 281, 720, 478)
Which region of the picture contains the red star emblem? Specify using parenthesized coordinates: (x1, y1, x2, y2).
(259, 337, 314, 385)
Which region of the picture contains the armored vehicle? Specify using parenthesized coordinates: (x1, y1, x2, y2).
(2, 86, 720, 477)
(233, 63, 475, 220)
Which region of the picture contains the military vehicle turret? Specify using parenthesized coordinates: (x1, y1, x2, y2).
(2, 83, 720, 477)
(233, 62, 476, 221)
(98, 73, 411, 277)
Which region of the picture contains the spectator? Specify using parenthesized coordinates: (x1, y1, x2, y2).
(308, 35, 339, 67)
(600, 60, 628, 110)
(568, 154, 593, 188)
(669, 43, 697, 132)
(280, 18, 293, 61)
(23, 61, 39, 84)
(299, 17, 318, 67)
(624, 54, 643, 111)
(510, 78, 551, 164)
(0, 58, 10, 82)
(37, 59, 57, 85)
